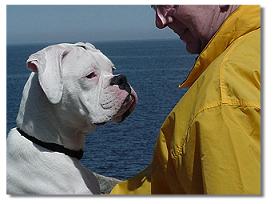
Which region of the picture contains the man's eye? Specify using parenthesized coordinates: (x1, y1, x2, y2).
(86, 72, 96, 79)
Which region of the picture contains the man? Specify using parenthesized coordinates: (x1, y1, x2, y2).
(111, 5, 260, 194)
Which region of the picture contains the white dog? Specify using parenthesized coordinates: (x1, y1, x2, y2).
(7, 42, 137, 195)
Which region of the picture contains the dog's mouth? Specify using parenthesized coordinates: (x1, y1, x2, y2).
(111, 91, 137, 123)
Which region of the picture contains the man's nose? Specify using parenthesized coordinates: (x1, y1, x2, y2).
(155, 14, 167, 29)
(154, 7, 174, 29)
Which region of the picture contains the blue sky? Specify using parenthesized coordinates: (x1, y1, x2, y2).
(7, 5, 177, 45)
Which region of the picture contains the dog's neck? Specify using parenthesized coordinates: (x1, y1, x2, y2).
(16, 73, 95, 151)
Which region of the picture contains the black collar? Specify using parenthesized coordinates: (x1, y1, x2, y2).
(17, 128, 83, 160)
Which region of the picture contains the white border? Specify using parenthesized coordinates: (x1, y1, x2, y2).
(2, 0, 267, 5)
(0, 0, 7, 199)
(2, 1, 273, 204)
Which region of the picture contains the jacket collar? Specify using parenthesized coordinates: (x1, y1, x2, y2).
(179, 5, 261, 88)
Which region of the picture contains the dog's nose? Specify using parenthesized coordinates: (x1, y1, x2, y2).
(110, 75, 131, 94)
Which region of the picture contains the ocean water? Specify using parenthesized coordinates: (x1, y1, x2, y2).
(7, 39, 196, 180)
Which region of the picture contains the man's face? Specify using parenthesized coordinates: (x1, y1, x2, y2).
(153, 5, 218, 54)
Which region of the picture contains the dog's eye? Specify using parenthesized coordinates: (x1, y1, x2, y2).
(86, 72, 96, 79)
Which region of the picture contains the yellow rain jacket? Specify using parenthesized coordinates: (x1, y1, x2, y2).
(111, 5, 260, 195)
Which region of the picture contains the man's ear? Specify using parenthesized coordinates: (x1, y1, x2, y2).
(26, 45, 68, 104)
(219, 5, 229, 12)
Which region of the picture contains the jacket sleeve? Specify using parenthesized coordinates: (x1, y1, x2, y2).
(110, 164, 152, 194)
(172, 104, 260, 194)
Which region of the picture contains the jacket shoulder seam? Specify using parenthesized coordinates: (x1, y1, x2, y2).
(171, 101, 260, 159)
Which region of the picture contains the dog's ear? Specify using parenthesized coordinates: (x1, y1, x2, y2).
(26, 45, 68, 104)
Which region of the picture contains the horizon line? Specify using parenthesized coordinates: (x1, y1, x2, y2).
(7, 37, 179, 46)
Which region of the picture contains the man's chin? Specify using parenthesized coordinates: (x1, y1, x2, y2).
(180, 38, 202, 54)
(185, 43, 200, 54)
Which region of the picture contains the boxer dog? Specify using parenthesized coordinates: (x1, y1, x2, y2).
(7, 42, 137, 195)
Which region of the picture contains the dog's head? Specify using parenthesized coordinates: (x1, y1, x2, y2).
(26, 42, 137, 128)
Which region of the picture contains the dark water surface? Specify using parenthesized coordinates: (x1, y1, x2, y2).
(7, 39, 196, 180)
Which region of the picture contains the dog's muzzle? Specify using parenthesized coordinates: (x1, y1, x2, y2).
(110, 74, 137, 123)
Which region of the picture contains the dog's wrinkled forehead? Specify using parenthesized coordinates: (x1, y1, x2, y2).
(62, 42, 115, 72)
(56, 43, 114, 77)
(57, 42, 96, 51)
(74, 42, 95, 50)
